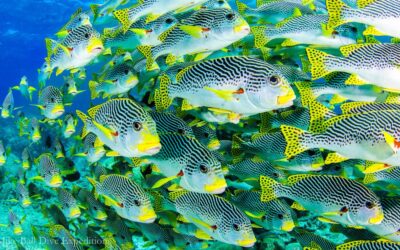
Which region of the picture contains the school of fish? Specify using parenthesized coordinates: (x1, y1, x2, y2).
(1, 0, 400, 249)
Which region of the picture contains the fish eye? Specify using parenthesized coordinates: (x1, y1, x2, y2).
(218, 0, 224, 3)
(277, 214, 284, 220)
(177, 128, 184, 134)
(340, 206, 348, 213)
(78, 17, 81, 21)
(273, 172, 279, 178)
(334, 165, 341, 171)
(261, 215, 266, 221)
(85, 33, 89, 38)
(366, 202, 374, 209)
(269, 75, 280, 85)
(65, 83, 69, 87)
(165, 18, 174, 24)
(226, 13, 235, 20)
(50, 97, 55, 103)
(351, 27, 357, 33)
(204, 132, 209, 138)
(124, 69, 129, 75)
(134, 199, 141, 206)
(233, 224, 240, 231)
(121, 235, 126, 240)
(93, 206, 98, 211)
(307, 151, 316, 156)
(199, 164, 208, 173)
(186, 242, 190, 246)
(133, 122, 142, 131)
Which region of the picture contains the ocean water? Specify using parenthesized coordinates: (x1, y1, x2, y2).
(0, 0, 399, 249)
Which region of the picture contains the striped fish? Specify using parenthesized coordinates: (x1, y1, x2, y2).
(36, 86, 65, 119)
(156, 56, 295, 116)
(336, 240, 400, 250)
(230, 190, 296, 231)
(192, 124, 220, 150)
(364, 166, 400, 185)
(147, 133, 226, 194)
(80, 133, 105, 164)
(49, 225, 83, 250)
(137, 8, 250, 70)
(30, 117, 42, 143)
(291, 228, 336, 250)
(88, 174, 156, 223)
(327, 0, 400, 38)
(57, 188, 81, 219)
(113, 0, 208, 32)
(77, 189, 107, 221)
(260, 174, 384, 226)
(228, 158, 286, 181)
(232, 132, 324, 172)
(252, 15, 357, 49)
(34, 154, 63, 188)
(16, 183, 31, 208)
(46, 25, 103, 76)
(76, 98, 161, 157)
(169, 190, 256, 247)
(1, 89, 15, 118)
(307, 44, 400, 91)
(281, 109, 400, 165)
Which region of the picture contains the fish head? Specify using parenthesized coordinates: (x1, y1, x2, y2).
(269, 201, 296, 232)
(210, 9, 250, 41)
(217, 217, 256, 247)
(247, 69, 295, 111)
(64, 118, 76, 137)
(109, 64, 138, 89)
(127, 116, 161, 157)
(118, 196, 156, 223)
(350, 197, 384, 225)
(185, 155, 227, 194)
(31, 126, 42, 142)
(151, 14, 179, 36)
(46, 173, 63, 188)
(1, 108, 10, 118)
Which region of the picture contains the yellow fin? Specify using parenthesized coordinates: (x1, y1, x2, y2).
(106, 151, 120, 157)
(203, 87, 239, 101)
(179, 25, 208, 39)
(152, 175, 179, 189)
(363, 26, 385, 36)
(317, 217, 339, 224)
(325, 152, 348, 164)
(291, 201, 307, 211)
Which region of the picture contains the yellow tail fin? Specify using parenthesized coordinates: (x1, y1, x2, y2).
(326, 0, 350, 29)
(281, 125, 311, 159)
(308, 99, 333, 133)
(236, 0, 248, 15)
(154, 74, 172, 112)
(113, 8, 131, 33)
(306, 48, 334, 80)
(363, 173, 377, 184)
(137, 45, 155, 71)
(295, 81, 314, 107)
(231, 134, 245, 163)
(251, 26, 268, 48)
(260, 176, 280, 202)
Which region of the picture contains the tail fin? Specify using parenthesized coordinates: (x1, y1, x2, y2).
(251, 26, 269, 48)
(236, 0, 248, 15)
(260, 176, 283, 202)
(308, 99, 335, 133)
(88, 81, 98, 99)
(363, 173, 377, 184)
(137, 45, 156, 71)
(306, 48, 336, 80)
(295, 81, 314, 107)
(231, 134, 245, 163)
(113, 8, 132, 33)
(281, 125, 312, 159)
(154, 74, 172, 112)
(76, 110, 90, 138)
(326, 0, 351, 29)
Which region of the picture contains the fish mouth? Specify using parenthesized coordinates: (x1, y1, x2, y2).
(95, 211, 108, 221)
(13, 226, 23, 235)
(22, 161, 30, 169)
(204, 178, 227, 194)
(207, 139, 221, 150)
(69, 207, 81, 218)
(236, 237, 256, 248)
(87, 38, 104, 53)
(1, 110, 10, 118)
(277, 87, 296, 105)
(137, 208, 157, 223)
(49, 175, 63, 187)
(137, 137, 162, 155)
(127, 74, 139, 86)
(234, 20, 250, 34)
(0, 157, 5, 165)
(51, 105, 65, 115)
(56, 152, 65, 158)
(32, 134, 42, 142)
(369, 211, 384, 224)
(22, 198, 32, 207)
(281, 221, 295, 232)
